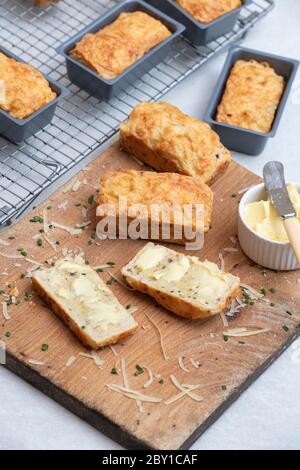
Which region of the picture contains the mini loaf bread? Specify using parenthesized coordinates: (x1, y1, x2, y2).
(32, 258, 138, 349)
(70, 12, 172, 80)
(176, 0, 242, 23)
(0, 52, 56, 120)
(216, 59, 285, 133)
(120, 102, 231, 185)
(97, 169, 213, 244)
(122, 243, 240, 319)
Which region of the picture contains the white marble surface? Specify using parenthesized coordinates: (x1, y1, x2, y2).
(1, 0, 300, 451)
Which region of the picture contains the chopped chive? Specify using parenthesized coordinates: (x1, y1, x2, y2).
(88, 195, 94, 205)
(134, 364, 144, 376)
(270, 302, 275, 307)
(37, 239, 43, 247)
(4, 331, 11, 338)
(126, 305, 131, 310)
(20, 250, 27, 257)
(222, 385, 227, 391)
(106, 278, 114, 285)
(47, 205, 52, 210)
(260, 288, 266, 296)
(269, 288, 276, 294)
(231, 193, 237, 198)
(8, 236, 15, 240)
(239, 341, 246, 345)
(41, 343, 49, 351)
(30, 215, 44, 223)
(224, 335, 229, 342)
(159, 379, 164, 384)
(107, 261, 115, 266)
(282, 325, 289, 333)
(286, 310, 293, 316)
(111, 368, 118, 375)
(96, 268, 103, 273)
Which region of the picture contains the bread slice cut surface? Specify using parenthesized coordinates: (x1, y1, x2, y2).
(32, 258, 138, 349)
(122, 243, 240, 319)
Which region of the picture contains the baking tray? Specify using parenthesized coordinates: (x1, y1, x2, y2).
(146, 0, 252, 45)
(0, 46, 69, 143)
(0, 0, 274, 227)
(57, 0, 185, 100)
(204, 45, 299, 156)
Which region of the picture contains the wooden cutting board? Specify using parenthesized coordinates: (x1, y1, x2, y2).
(0, 143, 299, 450)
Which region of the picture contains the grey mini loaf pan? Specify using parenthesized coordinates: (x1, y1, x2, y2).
(204, 46, 299, 156)
(57, 0, 185, 101)
(145, 0, 251, 46)
(0, 46, 69, 144)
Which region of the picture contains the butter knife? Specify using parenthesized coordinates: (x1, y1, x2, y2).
(263, 161, 300, 268)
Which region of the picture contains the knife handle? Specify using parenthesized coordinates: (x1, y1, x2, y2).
(284, 217, 300, 268)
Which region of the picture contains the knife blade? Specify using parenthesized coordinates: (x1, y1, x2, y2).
(263, 161, 296, 220)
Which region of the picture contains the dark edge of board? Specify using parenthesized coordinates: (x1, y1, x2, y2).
(3, 324, 300, 451)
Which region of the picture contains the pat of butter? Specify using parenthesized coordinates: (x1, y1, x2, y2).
(136, 246, 167, 271)
(152, 257, 190, 282)
(244, 183, 300, 242)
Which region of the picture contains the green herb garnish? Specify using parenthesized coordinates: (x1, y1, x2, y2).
(88, 195, 94, 205)
(37, 239, 43, 247)
(111, 368, 118, 375)
(4, 332, 11, 338)
(134, 364, 144, 376)
(41, 343, 49, 351)
(30, 215, 44, 223)
(282, 325, 289, 332)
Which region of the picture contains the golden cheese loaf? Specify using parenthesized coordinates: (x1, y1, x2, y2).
(216, 59, 285, 133)
(0, 52, 56, 120)
(120, 102, 231, 184)
(176, 0, 242, 23)
(97, 169, 213, 243)
(122, 243, 240, 320)
(70, 12, 172, 80)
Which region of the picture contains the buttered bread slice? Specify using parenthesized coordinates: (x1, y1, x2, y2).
(32, 258, 138, 349)
(122, 243, 240, 320)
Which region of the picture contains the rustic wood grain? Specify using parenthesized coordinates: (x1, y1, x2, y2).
(0, 143, 299, 450)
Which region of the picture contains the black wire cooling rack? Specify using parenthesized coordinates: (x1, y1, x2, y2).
(0, 0, 274, 226)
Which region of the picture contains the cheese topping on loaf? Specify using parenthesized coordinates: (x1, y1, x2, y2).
(216, 59, 285, 133)
(70, 12, 172, 80)
(122, 243, 240, 317)
(0, 52, 56, 120)
(176, 0, 241, 24)
(120, 102, 231, 185)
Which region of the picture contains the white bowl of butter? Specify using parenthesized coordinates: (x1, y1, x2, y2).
(238, 183, 300, 271)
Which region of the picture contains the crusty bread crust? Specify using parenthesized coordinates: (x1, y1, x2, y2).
(32, 276, 138, 350)
(0, 52, 56, 120)
(217, 59, 285, 133)
(97, 169, 213, 243)
(176, 0, 241, 24)
(70, 12, 171, 80)
(120, 102, 231, 185)
(123, 273, 240, 320)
